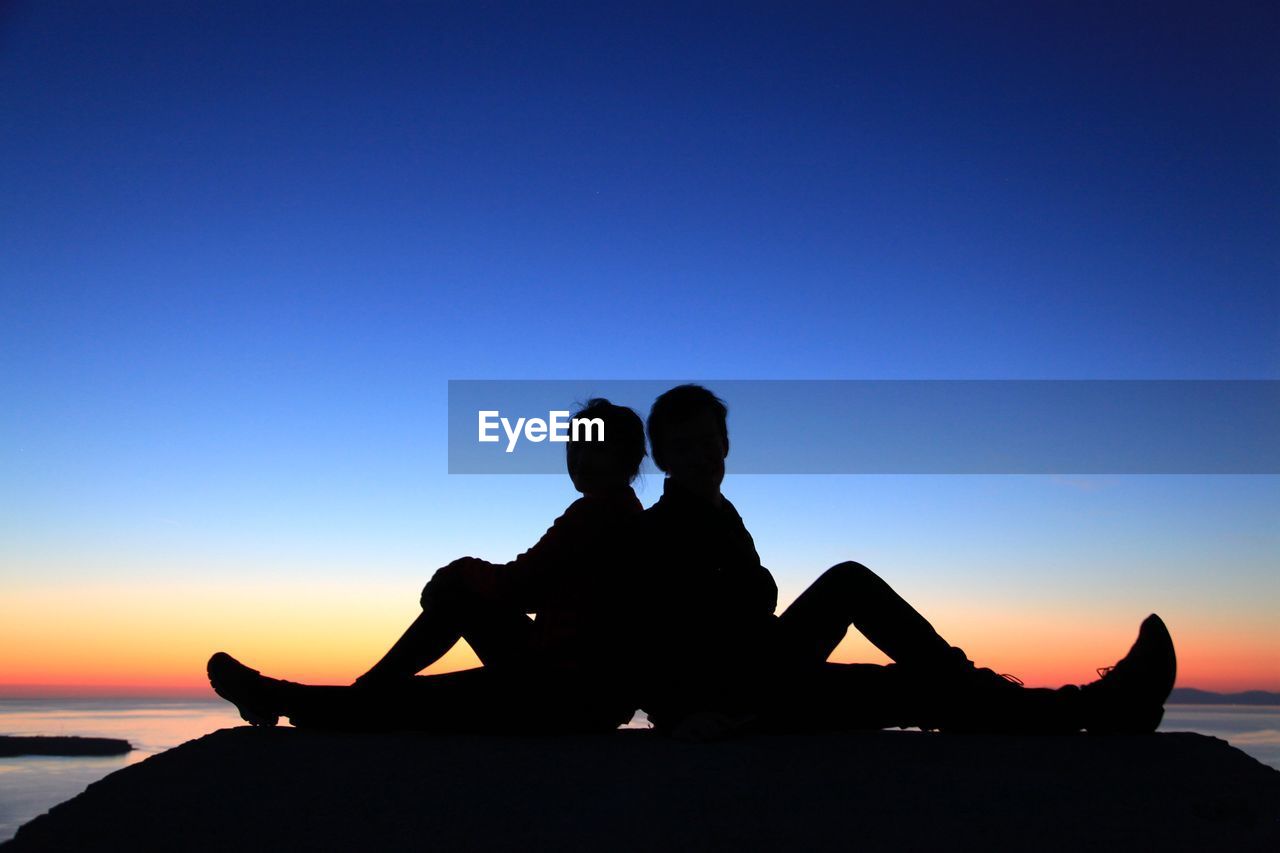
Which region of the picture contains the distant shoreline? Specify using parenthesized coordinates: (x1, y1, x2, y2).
(1168, 689, 1280, 707)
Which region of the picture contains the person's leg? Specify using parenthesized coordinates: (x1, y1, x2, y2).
(775, 561, 960, 669)
(209, 653, 622, 734)
(752, 659, 1080, 734)
(757, 662, 922, 733)
(762, 615, 1176, 735)
(355, 581, 536, 685)
(212, 656, 522, 732)
(923, 617, 1178, 735)
(282, 669, 522, 733)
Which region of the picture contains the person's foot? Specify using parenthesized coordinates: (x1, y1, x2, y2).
(207, 652, 281, 727)
(1081, 614, 1177, 734)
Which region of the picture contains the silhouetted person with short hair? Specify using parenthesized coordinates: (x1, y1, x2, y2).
(633, 384, 1176, 740)
(208, 398, 646, 733)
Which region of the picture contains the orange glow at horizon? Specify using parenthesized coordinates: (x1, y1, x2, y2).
(0, 578, 484, 697)
(827, 610, 1279, 693)
(3, 580, 1276, 697)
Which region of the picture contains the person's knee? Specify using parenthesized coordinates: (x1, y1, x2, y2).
(827, 559, 872, 580)
(421, 565, 473, 611)
(825, 560, 885, 591)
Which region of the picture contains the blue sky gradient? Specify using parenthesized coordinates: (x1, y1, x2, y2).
(1, 1, 1276, 690)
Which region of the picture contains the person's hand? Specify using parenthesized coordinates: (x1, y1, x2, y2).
(667, 711, 756, 743)
(420, 557, 487, 608)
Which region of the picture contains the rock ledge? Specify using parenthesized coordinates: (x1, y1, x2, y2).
(6, 728, 1279, 851)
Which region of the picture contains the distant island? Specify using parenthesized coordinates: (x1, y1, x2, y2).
(1170, 688, 1280, 706)
(0, 735, 132, 757)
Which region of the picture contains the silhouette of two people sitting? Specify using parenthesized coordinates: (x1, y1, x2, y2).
(209, 386, 1176, 739)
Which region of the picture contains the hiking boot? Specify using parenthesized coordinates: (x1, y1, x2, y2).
(207, 652, 282, 727)
(1081, 614, 1177, 734)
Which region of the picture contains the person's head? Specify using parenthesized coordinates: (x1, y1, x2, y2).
(566, 398, 646, 494)
(646, 384, 729, 498)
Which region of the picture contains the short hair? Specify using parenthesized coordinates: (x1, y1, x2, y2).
(568, 398, 646, 483)
(646, 384, 729, 473)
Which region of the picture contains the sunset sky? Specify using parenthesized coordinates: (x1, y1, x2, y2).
(2, 2, 1277, 697)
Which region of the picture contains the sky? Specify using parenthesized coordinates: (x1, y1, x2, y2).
(1, 1, 1277, 696)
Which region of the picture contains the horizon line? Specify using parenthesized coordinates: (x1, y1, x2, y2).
(2, 684, 1279, 702)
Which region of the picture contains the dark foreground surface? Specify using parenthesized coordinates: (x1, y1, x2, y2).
(5, 727, 1279, 852)
(0, 736, 132, 758)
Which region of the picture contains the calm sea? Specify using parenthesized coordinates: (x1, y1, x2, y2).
(1, 700, 1277, 844)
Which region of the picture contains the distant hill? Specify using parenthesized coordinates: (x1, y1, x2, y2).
(1170, 688, 1280, 706)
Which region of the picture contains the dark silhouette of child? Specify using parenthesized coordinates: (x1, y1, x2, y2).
(632, 385, 1177, 741)
(208, 398, 646, 733)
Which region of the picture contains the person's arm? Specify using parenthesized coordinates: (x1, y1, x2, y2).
(717, 505, 779, 617)
(736, 561, 778, 616)
(420, 556, 496, 608)
(421, 499, 593, 612)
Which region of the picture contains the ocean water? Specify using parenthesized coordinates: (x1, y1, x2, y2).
(1, 700, 1277, 844)
(1160, 704, 1280, 771)
(0, 699, 243, 844)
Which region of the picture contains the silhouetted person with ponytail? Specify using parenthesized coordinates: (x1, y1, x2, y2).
(208, 398, 646, 733)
